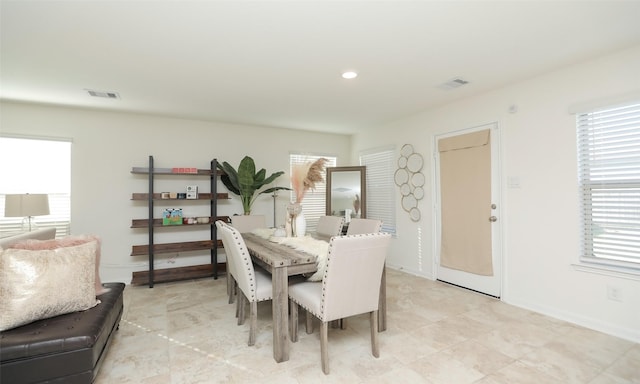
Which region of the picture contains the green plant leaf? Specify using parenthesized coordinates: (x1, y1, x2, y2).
(218, 162, 240, 195)
(217, 156, 287, 214)
(262, 171, 285, 185)
(260, 186, 292, 195)
(253, 168, 266, 187)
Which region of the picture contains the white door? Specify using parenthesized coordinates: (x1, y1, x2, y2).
(434, 123, 502, 297)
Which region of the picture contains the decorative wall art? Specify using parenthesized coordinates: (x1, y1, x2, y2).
(394, 144, 425, 222)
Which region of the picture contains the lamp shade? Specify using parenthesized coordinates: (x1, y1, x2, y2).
(4, 194, 50, 217)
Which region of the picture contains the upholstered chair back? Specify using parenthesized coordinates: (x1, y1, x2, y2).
(216, 220, 237, 279)
(316, 216, 344, 237)
(321, 233, 390, 322)
(219, 222, 270, 303)
(346, 218, 382, 235)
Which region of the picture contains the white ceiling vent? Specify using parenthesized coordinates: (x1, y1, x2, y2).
(86, 89, 120, 99)
(437, 77, 470, 90)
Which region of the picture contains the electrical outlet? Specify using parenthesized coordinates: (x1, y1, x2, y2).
(607, 285, 623, 302)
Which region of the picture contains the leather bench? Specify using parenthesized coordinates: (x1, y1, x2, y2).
(0, 282, 125, 384)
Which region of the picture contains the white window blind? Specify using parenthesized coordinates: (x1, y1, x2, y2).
(360, 148, 396, 234)
(0, 136, 71, 238)
(289, 154, 337, 233)
(577, 101, 640, 270)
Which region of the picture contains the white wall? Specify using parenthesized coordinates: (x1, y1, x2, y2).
(353, 45, 640, 343)
(0, 102, 351, 284)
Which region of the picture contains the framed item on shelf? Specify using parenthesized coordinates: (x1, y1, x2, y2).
(186, 185, 198, 199)
(162, 208, 183, 226)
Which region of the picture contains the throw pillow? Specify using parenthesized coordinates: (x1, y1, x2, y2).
(0, 241, 100, 332)
(9, 234, 109, 295)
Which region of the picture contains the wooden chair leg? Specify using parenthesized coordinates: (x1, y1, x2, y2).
(305, 310, 314, 334)
(227, 275, 236, 304)
(235, 291, 241, 318)
(320, 321, 330, 375)
(370, 310, 379, 358)
(248, 301, 257, 346)
(290, 300, 299, 342)
(237, 293, 246, 325)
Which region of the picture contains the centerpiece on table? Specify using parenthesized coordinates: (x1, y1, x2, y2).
(217, 156, 290, 215)
(288, 158, 328, 237)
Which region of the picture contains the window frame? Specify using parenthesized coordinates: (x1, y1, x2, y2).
(289, 153, 337, 233)
(576, 100, 640, 274)
(0, 135, 71, 238)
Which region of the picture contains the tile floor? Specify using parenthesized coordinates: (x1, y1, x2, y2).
(96, 269, 639, 383)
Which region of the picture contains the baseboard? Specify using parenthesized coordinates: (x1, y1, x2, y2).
(504, 297, 640, 344)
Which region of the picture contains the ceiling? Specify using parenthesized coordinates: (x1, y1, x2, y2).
(2, 1, 640, 135)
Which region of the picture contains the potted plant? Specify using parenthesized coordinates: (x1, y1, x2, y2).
(217, 156, 290, 215)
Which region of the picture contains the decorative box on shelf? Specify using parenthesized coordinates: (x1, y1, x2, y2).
(162, 208, 183, 226)
(172, 167, 198, 174)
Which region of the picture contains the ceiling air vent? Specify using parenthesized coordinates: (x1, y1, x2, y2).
(86, 89, 120, 99)
(437, 77, 470, 91)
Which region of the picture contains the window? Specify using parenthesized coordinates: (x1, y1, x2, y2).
(577, 101, 640, 271)
(0, 136, 71, 237)
(289, 153, 337, 232)
(360, 147, 396, 234)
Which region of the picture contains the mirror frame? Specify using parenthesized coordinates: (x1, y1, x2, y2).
(325, 166, 366, 219)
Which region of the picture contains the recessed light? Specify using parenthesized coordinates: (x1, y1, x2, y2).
(341, 71, 358, 79)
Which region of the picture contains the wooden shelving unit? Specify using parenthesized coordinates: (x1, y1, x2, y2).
(130, 156, 229, 287)
(130, 263, 227, 286)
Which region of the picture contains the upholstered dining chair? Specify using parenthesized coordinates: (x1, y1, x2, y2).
(288, 233, 391, 374)
(216, 220, 238, 304)
(346, 218, 382, 235)
(227, 214, 267, 303)
(315, 215, 345, 237)
(230, 214, 267, 233)
(342, 217, 385, 330)
(217, 220, 272, 346)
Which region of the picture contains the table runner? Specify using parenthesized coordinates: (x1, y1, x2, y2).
(251, 228, 328, 281)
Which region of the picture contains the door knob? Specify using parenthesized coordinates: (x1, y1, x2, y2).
(489, 216, 497, 222)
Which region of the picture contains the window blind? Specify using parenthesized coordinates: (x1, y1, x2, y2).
(360, 148, 396, 234)
(289, 154, 337, 233)
(577, 101, 640, 269)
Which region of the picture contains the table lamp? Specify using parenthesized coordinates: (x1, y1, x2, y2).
(4, 193, 50, 232)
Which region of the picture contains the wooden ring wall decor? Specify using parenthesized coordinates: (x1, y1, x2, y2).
(396, 144, 426, 222)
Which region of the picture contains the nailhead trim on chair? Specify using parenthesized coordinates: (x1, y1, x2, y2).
(293, 233, 377, 320)
(231, 233, 257, 300)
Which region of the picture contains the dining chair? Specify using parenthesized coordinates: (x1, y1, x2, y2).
(226, 215, 267, 303)
(315, 215, 344, 237)
(341, 218, 384, 330)
(288, 233, 391, 374)
(216, 220, 238, 305)
(217, 221, 273, 346)
(346, 218, 382, 235)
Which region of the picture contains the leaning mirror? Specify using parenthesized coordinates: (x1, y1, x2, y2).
(325, 166, 366, 220)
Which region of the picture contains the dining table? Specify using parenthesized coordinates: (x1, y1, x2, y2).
(241, 232, 387, 363)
